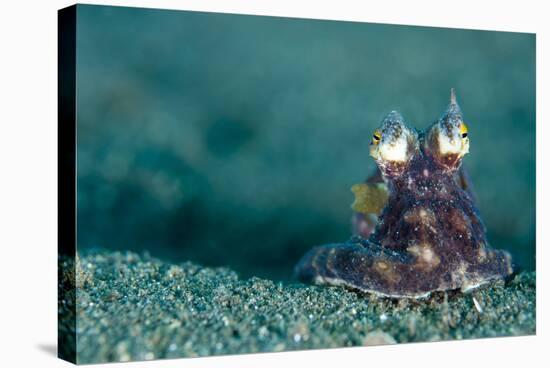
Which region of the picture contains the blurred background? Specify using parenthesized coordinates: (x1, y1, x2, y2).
(75, 5, 535, 281)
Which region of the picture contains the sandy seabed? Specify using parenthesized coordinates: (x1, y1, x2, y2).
(58, 251, 535, 364)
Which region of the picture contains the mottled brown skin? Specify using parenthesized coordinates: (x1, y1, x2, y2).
(352, 165, 476, 239)
(295, 94, 513, 298)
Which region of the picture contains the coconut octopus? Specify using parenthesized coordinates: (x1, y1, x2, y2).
(295, 89, 513, 298)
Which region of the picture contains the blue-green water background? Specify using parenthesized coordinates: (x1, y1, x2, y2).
(75, 5, 535, 281)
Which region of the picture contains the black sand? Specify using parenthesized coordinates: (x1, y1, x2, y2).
(59, 251, 535, 364)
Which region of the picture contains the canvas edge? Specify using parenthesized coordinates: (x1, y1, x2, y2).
(58, 4, 77, 365)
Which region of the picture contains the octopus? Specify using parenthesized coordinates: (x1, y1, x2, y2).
(295, 89, 513, 298)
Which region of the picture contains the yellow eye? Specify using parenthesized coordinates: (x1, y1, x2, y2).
(371, 130, 382, 145)
(459, 122, 468, 138)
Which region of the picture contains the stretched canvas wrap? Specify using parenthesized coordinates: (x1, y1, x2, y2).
(58, 4, 536, 364)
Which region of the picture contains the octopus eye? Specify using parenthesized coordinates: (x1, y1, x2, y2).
(371, 130, 382, 145)
(459, 122, 468, 139)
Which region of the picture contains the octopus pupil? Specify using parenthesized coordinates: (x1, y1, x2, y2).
(462, 132, 468, 138)
(373, 134, 380, 141)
